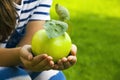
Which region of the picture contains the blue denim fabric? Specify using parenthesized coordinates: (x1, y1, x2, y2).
(6, 27, 26, 48)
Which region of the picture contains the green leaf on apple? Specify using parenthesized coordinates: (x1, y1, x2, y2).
(44, 20, 68, 38)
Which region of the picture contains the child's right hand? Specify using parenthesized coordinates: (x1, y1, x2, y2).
(19, 45, 54, 72)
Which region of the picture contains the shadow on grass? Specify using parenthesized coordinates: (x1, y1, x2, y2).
(113, 69, 120, 80)
(64, 13, 120, 80)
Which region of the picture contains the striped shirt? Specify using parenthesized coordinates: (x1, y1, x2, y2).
(4, 0, 52, 48)
(15, 0, 52, 29)
(0, 1, 66, 80)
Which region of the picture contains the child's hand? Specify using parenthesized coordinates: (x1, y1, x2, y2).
(19, 45, 54, 72)
(53, 44, 77, 70)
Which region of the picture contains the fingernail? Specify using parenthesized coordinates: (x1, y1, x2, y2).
(62, 57, 67, 62)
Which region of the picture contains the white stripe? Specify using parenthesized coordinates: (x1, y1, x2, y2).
(30, 14, 50, 20)
(22, 1, 38, 11)
(35, 7, 50, 13)
(34, 70, 59, 80)
(0, 43, 6, 48)
(7, 76, 31, 80)
(0, 67, 9, 70)
(40, 0, 52, 5)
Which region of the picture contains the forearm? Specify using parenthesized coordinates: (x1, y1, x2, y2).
(0, 47, 21, 66)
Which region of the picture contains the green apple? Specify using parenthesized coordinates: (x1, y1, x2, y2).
(31, 29, 72, 62)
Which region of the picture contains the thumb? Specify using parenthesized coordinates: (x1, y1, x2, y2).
(71, 44, 77, 56)
(20, 45, 33, 60)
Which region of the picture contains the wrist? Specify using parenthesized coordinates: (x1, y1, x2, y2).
(16, 47, 23, 64)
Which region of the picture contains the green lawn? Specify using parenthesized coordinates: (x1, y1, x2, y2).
(50, 0, 120, 80)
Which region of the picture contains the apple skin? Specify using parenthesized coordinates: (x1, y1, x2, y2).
(31, 29, 72, 62)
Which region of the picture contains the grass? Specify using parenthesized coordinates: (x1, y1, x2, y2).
(67, 15, 120, 80)
(50, 0, 120, 80)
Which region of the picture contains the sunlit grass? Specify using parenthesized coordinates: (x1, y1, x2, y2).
(51, 0, 120, 18)
(78, 0, 120, 17)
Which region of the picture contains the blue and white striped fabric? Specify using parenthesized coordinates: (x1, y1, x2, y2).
(6, 0, 52, 48)
(0, 0, 66, 80)
(29, 70, 66, 80)
(0, 67, 31, 80)
(0, 67, 66, 80)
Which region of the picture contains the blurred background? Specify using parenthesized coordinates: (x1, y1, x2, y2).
(50, 0, 120, 80)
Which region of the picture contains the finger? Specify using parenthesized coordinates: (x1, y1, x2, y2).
(56, 59, 64, 70)
(33, 54, 52, 65)
(20, 45, 33, 60)
(20, 56, 32, 68)
(55, 57, 68, 70)
(63, 61, 71, 69)
(49, 60, 54, 67)
(68, 56, 77, 65)
(31, 54, 48, 66)
(70, 44, 77, 56)
(36, 56, 53, 69)
(32, 61, 54, 72)
(53, 64, 59, 70)
(61, 57, 71, 69)
(21, 55, 51, 72)
(26, 55, 50, 72)
(42, 60, 54, 70)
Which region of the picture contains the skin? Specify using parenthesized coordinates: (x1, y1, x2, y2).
(18, 20, 77, 71)
(0, 47, 21, 66)
(18, 21, 55, 72)
(0, 0, 77, 72)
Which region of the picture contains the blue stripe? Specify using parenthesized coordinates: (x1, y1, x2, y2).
(49, 71, 66, 80)
(21, 4, 50, 13)
(38, 4, 51, 7)
(16, 16, 19, 19)
(19, 11, 49, 22)
(21, 3, 37, 13)
(19, 12, 49, 22)
(24, 0, 37, 4)
(29, 72, 41, 79)
(21, 6, 36, 13)
(15, 8, 21, 11)
(0, 67, 29, 79)
(34, 12, 49, 15)
(19, 15, 32, 22)
(16, 24, 27, 30)
(29, 19, 44, 21)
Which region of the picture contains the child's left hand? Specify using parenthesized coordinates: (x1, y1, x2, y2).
(53, 44, 77, 70)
